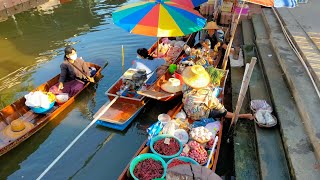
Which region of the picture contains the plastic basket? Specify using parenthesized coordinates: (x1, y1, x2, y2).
(254, 110, 277, 128)
(167, 156, 200, 168)
(30, 101, 55, 114)
(129, 153, 167, 180)
(250, 100, 272, 113)
(150, 135, 183, 161)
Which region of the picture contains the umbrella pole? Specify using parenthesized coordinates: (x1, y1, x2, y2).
(122, 45, 125, 73)
(157, 37, 160, 58)
(221, 0, 246, 70)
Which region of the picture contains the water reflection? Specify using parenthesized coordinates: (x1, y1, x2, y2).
(0, 0, 125, 106)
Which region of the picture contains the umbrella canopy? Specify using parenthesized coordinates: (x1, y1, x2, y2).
(112, 0, 206, 37)
(168, 0, 208, 8)
(245, 0, 297, 8)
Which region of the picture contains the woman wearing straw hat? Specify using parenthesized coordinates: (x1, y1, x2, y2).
(202, 21, 225, 49)
(201, 21, 228, 67)
(181, 65, 253, 120)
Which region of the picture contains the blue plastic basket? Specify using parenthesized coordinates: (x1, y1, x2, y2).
(150, 135, 183, 161)
(30, 101, 55, 114)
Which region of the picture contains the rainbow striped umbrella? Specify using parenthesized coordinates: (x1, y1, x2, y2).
(168, 0, 208, 8)
(112, 0, 206, 37)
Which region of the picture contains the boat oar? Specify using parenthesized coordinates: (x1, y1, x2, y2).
(101, 61, 109, 70)
(68, 60, 109, 83)
(36, 95, 119, 180)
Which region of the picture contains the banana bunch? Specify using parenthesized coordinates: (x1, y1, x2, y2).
(47, 92, 56, 103)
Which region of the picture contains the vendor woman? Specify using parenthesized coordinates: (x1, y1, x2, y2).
(181, 65, 253, 120)
(49, 46, 94, 97)
(132, 48, 167, 84)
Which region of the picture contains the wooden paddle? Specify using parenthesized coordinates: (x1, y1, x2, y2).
(67, 60, 109, 83)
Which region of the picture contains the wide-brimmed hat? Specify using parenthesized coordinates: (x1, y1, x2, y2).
(161, 78, 182, 93)
(182, 65, 210, 89)
(203, 21, 220, 30)
(1, 119, 34, 140)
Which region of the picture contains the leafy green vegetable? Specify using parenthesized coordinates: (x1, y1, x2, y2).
(205, 66, 226, 86)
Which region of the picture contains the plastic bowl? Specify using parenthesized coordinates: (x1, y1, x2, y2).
(30, 101, 55, 114)
(167, 156, 200, 168)
(173, 129, 189, 144)
(56, 93, 69, 105)
(158, 114, 171, 125)
(129, 153, 167, 180)
(150, 135, 183, 161)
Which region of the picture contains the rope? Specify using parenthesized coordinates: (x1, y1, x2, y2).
(271, 7, 320, 99)
(36, 96, 119, 180)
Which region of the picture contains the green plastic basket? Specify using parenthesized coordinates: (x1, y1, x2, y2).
(129, 153, 167, 180)
(167, 156, 200, 168)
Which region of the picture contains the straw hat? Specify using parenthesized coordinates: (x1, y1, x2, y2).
(182, 65, 210, 89)
(161, 78, 182, 93)
(1, 119, 34, 140)
(203, 21, 220, 30)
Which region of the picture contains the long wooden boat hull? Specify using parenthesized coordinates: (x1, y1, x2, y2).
(118, 70, 229, 179)
(0, 62, 103, 156)
(95, 33, 197, 131)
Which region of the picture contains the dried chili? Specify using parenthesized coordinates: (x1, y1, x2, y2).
(133, 158, 164, 180)
(153, 138, 180, 156)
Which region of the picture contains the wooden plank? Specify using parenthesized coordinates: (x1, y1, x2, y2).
(230, 57, 256, 128)
(137, 90, 174, 100)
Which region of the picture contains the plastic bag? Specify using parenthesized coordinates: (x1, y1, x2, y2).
(162, 121, 178, 135)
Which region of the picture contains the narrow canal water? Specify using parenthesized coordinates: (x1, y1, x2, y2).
(0, 0, 181, 179)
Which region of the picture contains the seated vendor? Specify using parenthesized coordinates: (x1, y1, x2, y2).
(181, 65, 253, 120)
(132, 48, 167, 84)
(202, 21, 225, 49)
(49, 46, 94, 97)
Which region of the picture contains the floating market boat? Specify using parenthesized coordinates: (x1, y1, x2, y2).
(0, 62, 103, 156)
(94, 33, 197, 131)
(118, 69, 229, 179)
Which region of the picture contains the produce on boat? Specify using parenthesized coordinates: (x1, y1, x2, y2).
(0, 62, 102, 156)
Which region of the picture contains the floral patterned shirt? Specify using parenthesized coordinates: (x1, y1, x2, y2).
(182, 85, 224, 120)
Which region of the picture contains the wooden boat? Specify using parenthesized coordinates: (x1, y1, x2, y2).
(138, 35, 226, 102)
(94, 33, 197, 131)
(118, 69, 229, 179)
(0, 62, 103, 156)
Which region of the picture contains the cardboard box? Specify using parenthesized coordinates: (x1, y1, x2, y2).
(221, 1, 233, 12)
